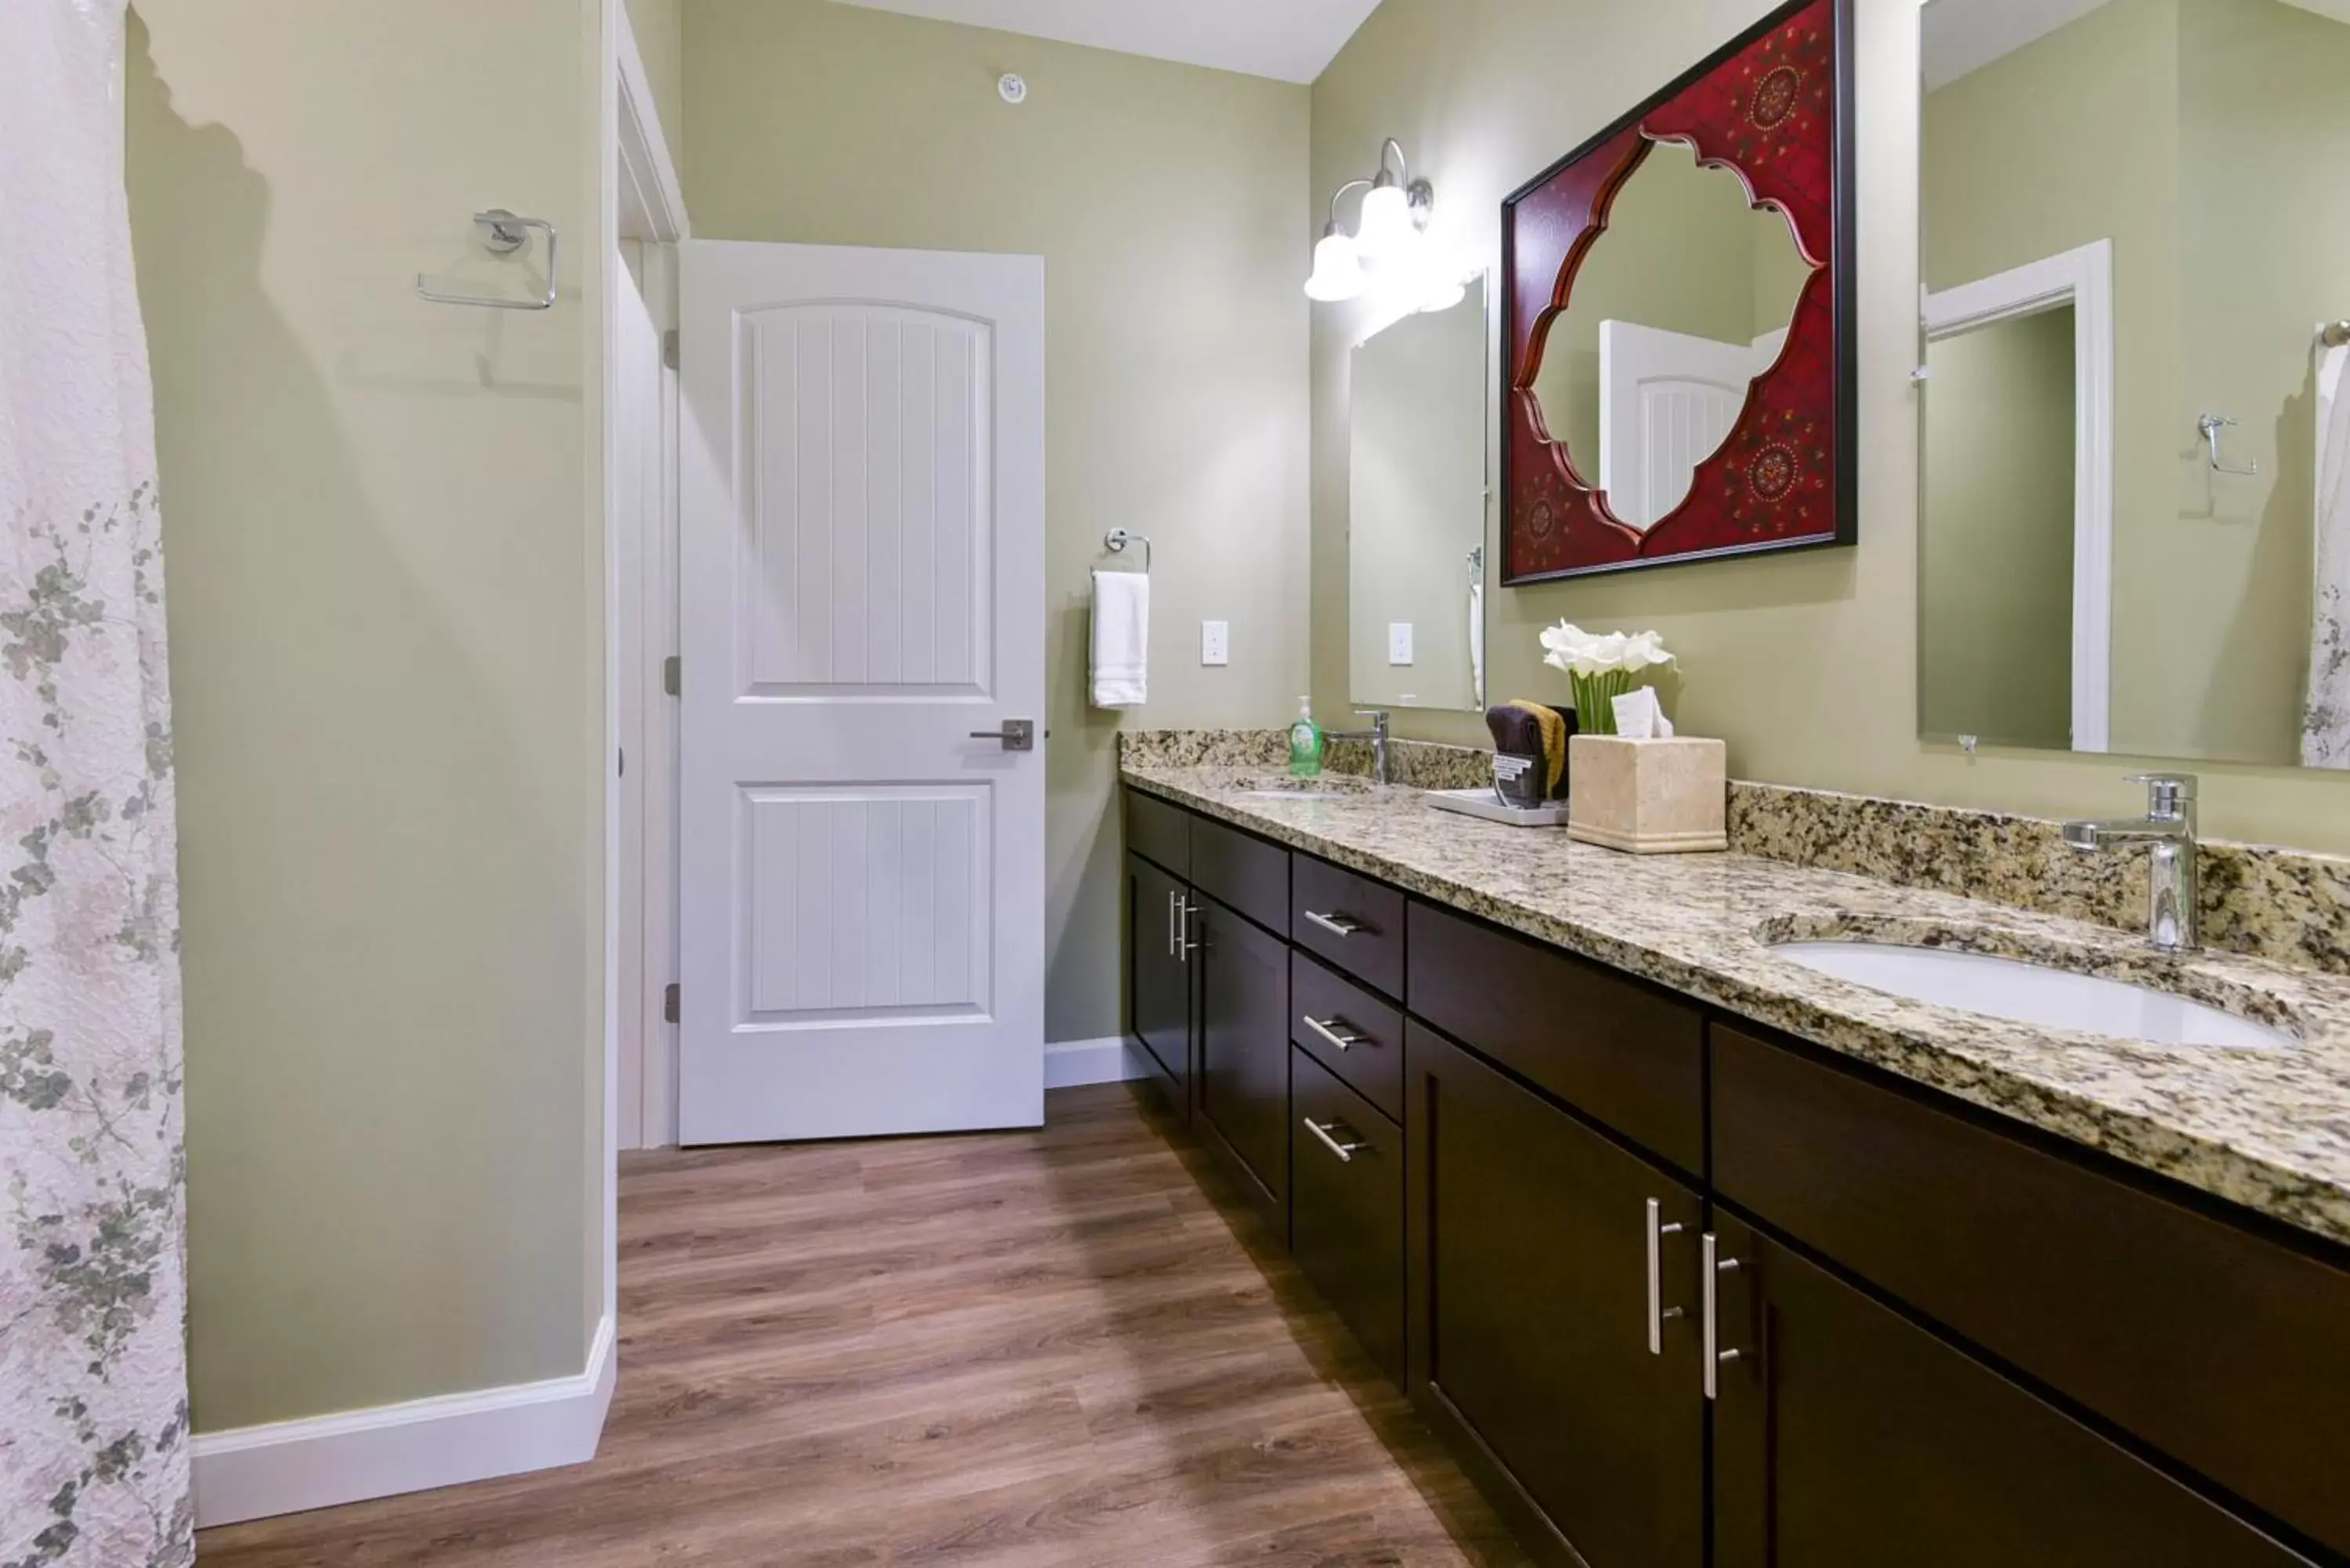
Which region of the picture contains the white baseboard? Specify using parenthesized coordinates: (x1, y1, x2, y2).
(192, 1313, 616, 1528)
(1044, 1035, 1148, 1090)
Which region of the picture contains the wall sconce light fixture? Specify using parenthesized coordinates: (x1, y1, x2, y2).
(1306, 138, 1455, 311)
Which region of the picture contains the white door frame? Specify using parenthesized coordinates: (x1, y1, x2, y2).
(605, 2, 689, 1192)
(1923, 239, 2113, 753)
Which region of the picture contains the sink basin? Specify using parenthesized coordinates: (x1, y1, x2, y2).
(1770, 941, 2294, 1050)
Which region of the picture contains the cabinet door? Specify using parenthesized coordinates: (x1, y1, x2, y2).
(1196, 895, 1289, 1219)
(1709, 1213, 2317, 1568)
(1291, 1048, 1405, 1387)
(1405, 1023, 1705, 1568)
(1126, 853, 1191, 1117)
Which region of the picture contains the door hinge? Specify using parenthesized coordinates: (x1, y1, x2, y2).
(663, 983, 680, 1024)
(663, 655, 680, 697)
(663, 329, 679, 370)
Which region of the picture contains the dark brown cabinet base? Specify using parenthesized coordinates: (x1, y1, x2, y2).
(1123, 786, 2341, 1568)
(1290, 1048, 1405, 1388)
(1407, 1021, 1705, 1568)
(1710, 1212, 2316, 1568)
(1195, 894, 1290, 1220)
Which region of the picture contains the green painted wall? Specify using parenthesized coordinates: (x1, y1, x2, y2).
(1311, 0, 2350, 850)
(130, 0, 606, 1430)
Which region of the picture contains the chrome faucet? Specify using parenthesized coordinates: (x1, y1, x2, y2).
(1325, 709, 1392, 787)
(2061, 773, 2200, 952)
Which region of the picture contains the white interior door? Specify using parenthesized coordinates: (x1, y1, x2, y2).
(1599, 319, 1775, 529)
(676, 240, 1047, 1145)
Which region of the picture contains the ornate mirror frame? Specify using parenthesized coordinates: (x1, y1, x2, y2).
(1500, 0, 1856, 583)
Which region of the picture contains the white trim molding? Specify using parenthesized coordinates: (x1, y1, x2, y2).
(616, 3, 688, 244)
(1923, 238, 2115, 753)
(1045, 1037, 1150, 1091)
(191, 1316, 616, 1529)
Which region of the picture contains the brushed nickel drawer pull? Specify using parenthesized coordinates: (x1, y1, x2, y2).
(1167, 888, 1179, 958)
(1703, 1232, 1741, 1399)
(1303, 1015, 1365, 1053)
(1303, 909, 1365, 938)
(1303, 1117, 1369, 1163)
(1646, 1198, 1687, 1356)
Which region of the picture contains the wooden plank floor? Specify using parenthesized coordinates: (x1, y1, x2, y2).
(197, 1083, 1533, 1566)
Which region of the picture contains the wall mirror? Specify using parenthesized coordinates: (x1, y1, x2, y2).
(1350, 276, 1489, 712)
(1502, 0, 1856, 582)
(1918, 0, 2350, 770)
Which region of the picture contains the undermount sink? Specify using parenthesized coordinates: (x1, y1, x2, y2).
(1770, 939, 2294, 1051)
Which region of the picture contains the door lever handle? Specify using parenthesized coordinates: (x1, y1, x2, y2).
(969, 719, 1036, 752)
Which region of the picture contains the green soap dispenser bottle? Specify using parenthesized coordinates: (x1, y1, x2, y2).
(1288, 698, 1323, 778)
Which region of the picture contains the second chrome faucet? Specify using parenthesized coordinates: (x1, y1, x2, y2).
(2062, 773, 2200, 952)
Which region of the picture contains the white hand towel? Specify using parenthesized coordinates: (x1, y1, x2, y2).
(1091, 569, 1150, 709)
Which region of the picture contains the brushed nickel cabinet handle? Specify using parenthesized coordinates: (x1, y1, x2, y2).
(1303, 1118, 1368, 1163)
(1703, 1232, 1741, 1399)
(1303, 1015, 1365, 1053)
(1303, 910, 1365, 938)
(1167, 888, 1178, 958)
(1647, 1198, 1687, 1356)
(1180, 897, 1201, 956)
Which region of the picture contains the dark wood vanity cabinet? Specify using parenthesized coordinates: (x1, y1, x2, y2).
(1121, 787, 2342, 1568)
(1290, 1048, 1405, 1386)
(1124, 852, 1192, 1115)
(1194, 894, 1291, 1219)
(1709, 1212, 2315, 1568)
(1405, 1021, 1706, 1568)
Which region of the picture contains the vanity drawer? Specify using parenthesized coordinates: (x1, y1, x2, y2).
(1126, 789, 1190, 878)
(1292, 1046, 1405, 1388)
(1292, 854, 1405, 997)
(1291, 951, 1404, 1123)
(1406, 901, 1704, 1173)
(1191, 815, 1289, 936)
(1712, 1023, 2350, 1559)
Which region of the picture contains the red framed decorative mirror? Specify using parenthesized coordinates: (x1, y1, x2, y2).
(1500, 0, 1855, 583)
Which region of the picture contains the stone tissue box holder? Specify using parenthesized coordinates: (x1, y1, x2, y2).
(1567, 735, 1729, 854)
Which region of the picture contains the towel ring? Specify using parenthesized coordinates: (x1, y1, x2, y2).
(417, 209, 559, 311)
(1103, 528, 1152, 573)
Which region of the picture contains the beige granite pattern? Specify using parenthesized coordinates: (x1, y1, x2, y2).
(1729, 782, 2350, 977)
(1121, 760, 2350, 1250)
(1120, 730, 2350, 974)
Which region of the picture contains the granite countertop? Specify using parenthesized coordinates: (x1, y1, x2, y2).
(1121, 761, 2350, 1251)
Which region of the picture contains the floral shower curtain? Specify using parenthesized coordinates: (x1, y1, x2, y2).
(0, 1, 192, 1564)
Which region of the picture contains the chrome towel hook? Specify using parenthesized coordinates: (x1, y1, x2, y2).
(416, 208, 559, 311)
(2196, 413, 2260, 478)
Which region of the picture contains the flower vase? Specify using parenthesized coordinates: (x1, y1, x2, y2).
(1570, 670, 1636, 735)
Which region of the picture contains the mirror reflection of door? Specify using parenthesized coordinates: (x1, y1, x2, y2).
(1921, 306, 2084, 750)
(1526, 139, 1810, 532)
(1919, 0, 2350, 770)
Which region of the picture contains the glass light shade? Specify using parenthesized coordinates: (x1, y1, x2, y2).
(1303, 230, 1366, 302)
(1354, 181, 1417, 262)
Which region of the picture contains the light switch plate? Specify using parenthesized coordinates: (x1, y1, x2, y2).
(1201, 621, 1229, 667)
(1388, 622, 1415, 666)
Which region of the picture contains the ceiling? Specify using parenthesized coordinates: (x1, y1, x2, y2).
(1921, 0, 2113, 91)
(826, 0, 1384, 84)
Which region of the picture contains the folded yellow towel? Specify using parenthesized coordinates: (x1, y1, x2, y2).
(1506, 699, 1567, 797)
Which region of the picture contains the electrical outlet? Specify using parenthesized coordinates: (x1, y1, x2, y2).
(1201, 621, 1230, 667)
(1388, 623, 1415, 667)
